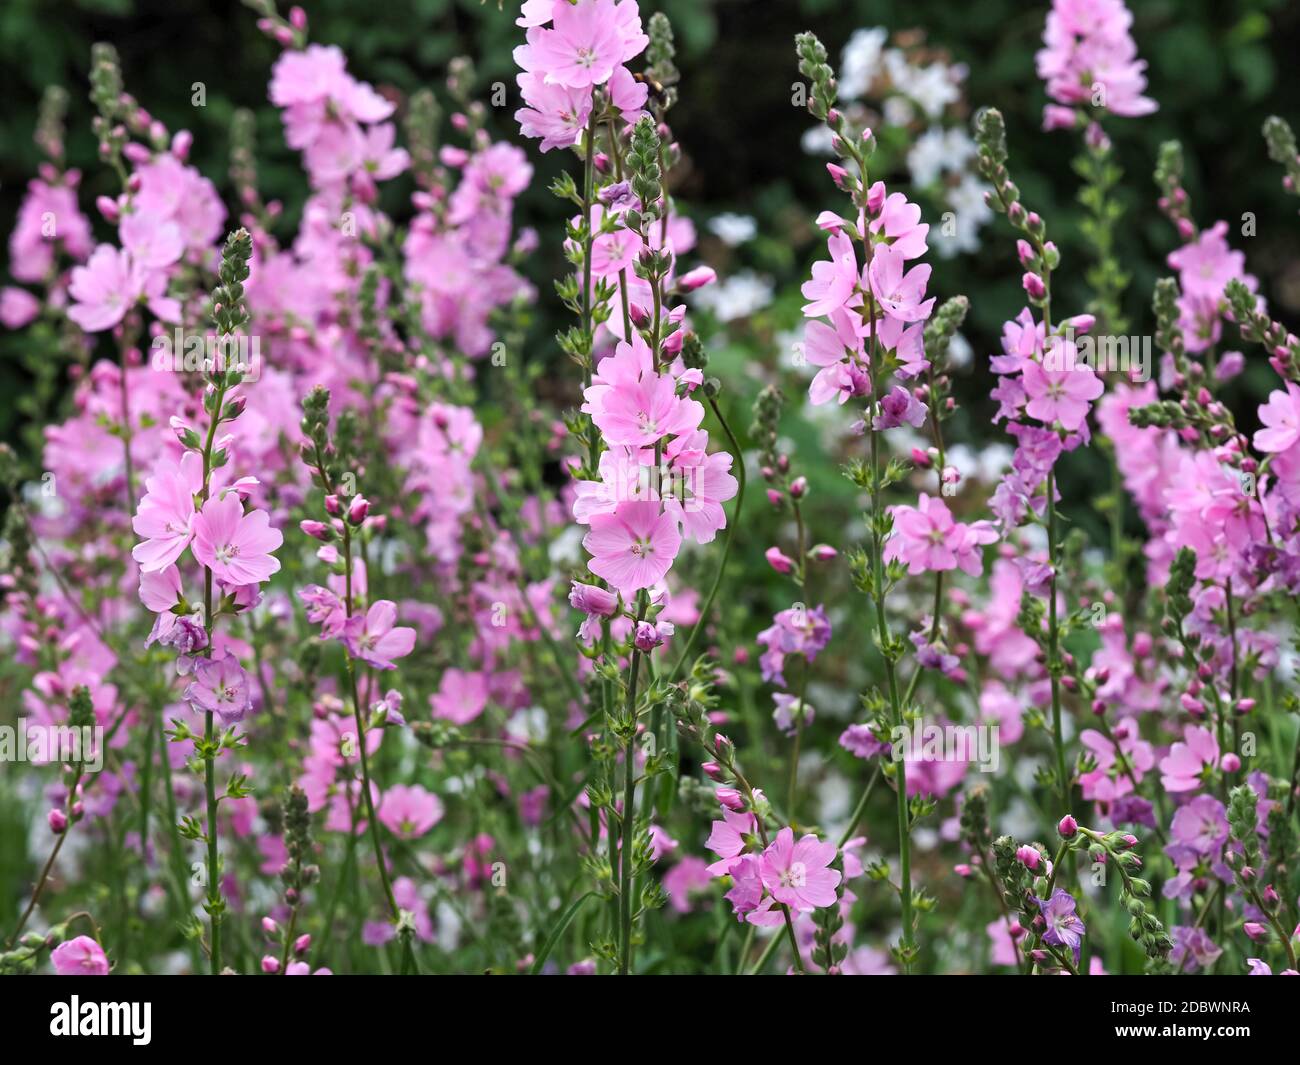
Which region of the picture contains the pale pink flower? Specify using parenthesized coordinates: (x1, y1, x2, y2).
(583, 500, 682, 594)
(378, 784, 444, 839)
(868, 242, 935, 323)
(132, 452, 203, 572)
(341, 600, 416, 670)
(1020, 360, 1103, 431)
(758, 827, 841, 911)
(1159, 725, 1220, 793)
(191, 491, 283, 586)
(1254, 382, 1300, 453)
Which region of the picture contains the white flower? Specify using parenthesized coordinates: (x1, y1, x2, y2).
(838, 27, 888, 100)
(689, 271, 773, 322)
(707, 212, 757, 246)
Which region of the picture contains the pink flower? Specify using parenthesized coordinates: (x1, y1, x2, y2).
(801, 231, 858, 318)
(378, 784, 444, 839)
(514, 72, 595, 152)
(664, 856, 713, 914)
(341, 600, 416, 670)
(0, 286, 40, 328)
(592, 373, 703, 447)
(50, 936, 109, 976)
(132, 452, 203, 572)
(1159, 725, 1220, 793)
(704, 807, 756, 874)
(67, 244, 177, 332)
(1254, 382, 1300, 453)
(430, 667, 490, 725)
(885, 494, 997, 576)
(191, 491, 283, 587)
(520, 0, 645, 89)
(1020, 360, 1104, 432)
(758, 827, 841, 911)
(184, 652, 253, 724)
(1035, 0, 1156, 118)
(583, 500, 682, 595)
(868, 242, 935, 323)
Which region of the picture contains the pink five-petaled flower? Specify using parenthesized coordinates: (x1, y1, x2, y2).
(341, 600, 416, 670)
(885, 493, 997, 576)
(50, 936, 110, 976)
(378, 784, 444, 839)
(583, 500, 682, 595)
(184, 652, 253, 724)
(132, 452, 203, 572)
(801, 231, 858, 318)
(758, 827, 841, 912)
(867, 242, 935, 323)
(1159, 725, 1220, 793)
(1253, 382, 1300, 453)
(592, 373, 703, 447)
(191, 491, 283, 586)
(523, 0, 641, 90)
(704, 807, 757, 875)
(1020, 360, 1104, 432)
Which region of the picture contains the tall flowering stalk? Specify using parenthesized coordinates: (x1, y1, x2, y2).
(795, 30, 987, 971)
(514, 0, 740, 974)
(134, 228, 283, 973)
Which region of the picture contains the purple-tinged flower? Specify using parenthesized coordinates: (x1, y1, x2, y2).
(1035, 889, 1086, 962)
(184, 652, 253, 724)
(50, 936, 109, 976)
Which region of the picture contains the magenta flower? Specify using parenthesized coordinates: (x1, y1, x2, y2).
(758, 827, 841, 912)
(583, 500, 682, 595)
(184, 652, 253, 724)
(1034, 888, 1086, 962)
(132, 452, 203, 572)
(1020, 360, 1104, 432)
(191, 491, 283, 587)
(341, 600, 417, 670)
(378, 784, 444, 839)
(50, 936, 109, 976)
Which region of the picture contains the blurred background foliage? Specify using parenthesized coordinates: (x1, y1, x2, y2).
(3, 0, 1299, 508)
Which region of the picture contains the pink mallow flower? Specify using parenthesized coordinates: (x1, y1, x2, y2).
(583, 500, 682, 595)
(1159, 725, 1220, 793)
(1253, 382, 1300, 453)
(1020, 359, 1104, 432)
(341, 600, 416, 670)
(50, 936, 110, 976)
(758, 827, 841, 912)
(132, 452, 203, 572)
(378, 784, 444, 839)
(184, 652, 253, 724)
(191, 491, 283, 586)
(885, 493, 997, 576)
